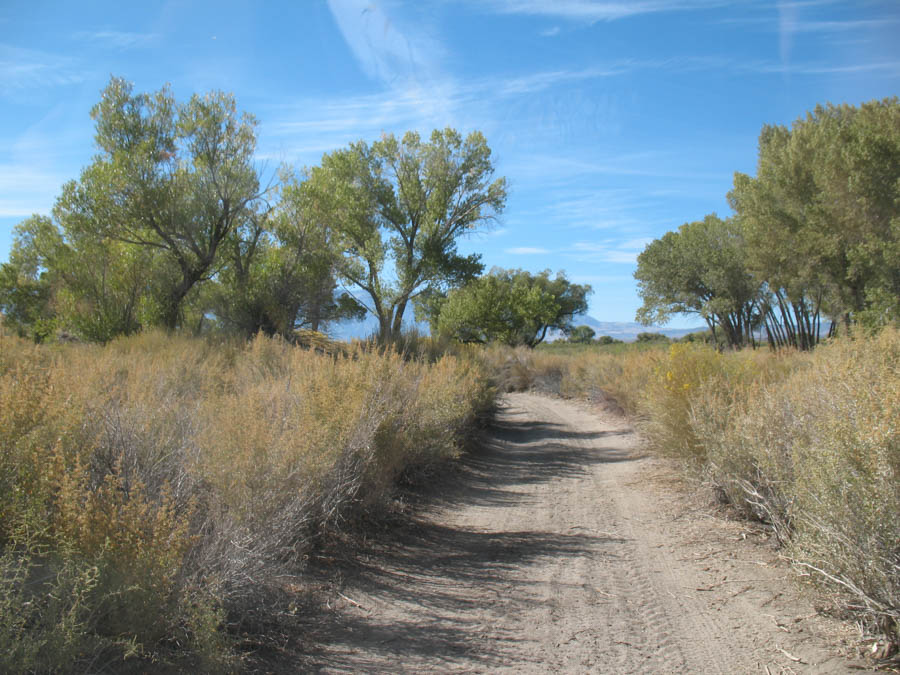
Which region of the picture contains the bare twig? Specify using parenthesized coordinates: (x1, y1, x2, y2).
(337, 591, 367, 610)
(776, 645, 805, 663)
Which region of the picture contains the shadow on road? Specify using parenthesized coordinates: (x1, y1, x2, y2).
(283, 398, 638, 673)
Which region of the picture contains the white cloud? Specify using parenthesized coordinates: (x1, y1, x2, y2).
(490, 63, 630, 96)
(0, 164, 61, 217)
(566, 238, 651, 264)
(0, 44, 87, 94)
(617, 237, 654, 250)
(73, 31, 160, 49)
(506, 246, 551, 254)
(474, 0, 732, 23)
(326, 0, 446, 91)
(471, 227, 510, 240)
(742, 59, 900, 76)
(782, 18, 896, 33)
(540, 26, 562, 36)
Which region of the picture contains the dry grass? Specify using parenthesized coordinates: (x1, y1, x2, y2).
(0, 329, 494, 671)
(485, 333, 899, 654)
(692, 332, 899, 651)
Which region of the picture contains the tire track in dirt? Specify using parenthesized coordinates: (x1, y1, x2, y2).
(296, 393, 855, 674)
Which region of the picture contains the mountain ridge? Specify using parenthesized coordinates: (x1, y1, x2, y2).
(327, 315, 705, 343)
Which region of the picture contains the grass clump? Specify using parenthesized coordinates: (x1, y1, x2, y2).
(693, 331, 900, 648)
(0, 329, 494, 671)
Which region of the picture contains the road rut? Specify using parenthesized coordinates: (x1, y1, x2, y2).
(300, 393, 854, 673)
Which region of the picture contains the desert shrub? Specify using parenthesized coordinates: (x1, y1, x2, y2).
(637, 343, 784, 462)
(482, 327, 899, 649)
(636, 331, 670, 343)
(0, 547, 100, 673)
(479, 345, 569, 395)
(0, 329, 494, 670)
(693, 331, 899, 644)
(480, 341, 666, 413)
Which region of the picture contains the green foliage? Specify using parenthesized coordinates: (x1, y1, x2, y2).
(635, 98, 899, 348)
(302, 128, 507, 343)
(635, 331, 670, 343)
(635, 213, 761, 348)
(208, 169, 365, 339)
(729, 98, 900, 338)
(678, 330, 715, 344)
(1, 76, 268, 340)
(436, 268, 591, 347)
(568, 325, 596, 343)
(0, 218, 58, 342)
(0, 79, 381, 343)
(0, 548, 101, 673)
(74, 77, 265, 330)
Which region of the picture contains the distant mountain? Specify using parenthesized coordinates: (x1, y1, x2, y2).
(567, 317, 707, 342)
(325, 313, 705, 343)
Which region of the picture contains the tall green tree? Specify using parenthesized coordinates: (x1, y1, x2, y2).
(60, 76, 267, 331)
(0, 217, 59, 341)
(635, 214, 762, 349)
(209, 171, 365, 338)
(0, 214, 161, 342)
(302, 128, 507, 343)
(729, 98, 900, 334)
(436, 268, 591, 347)
(568, 325, 596, 344)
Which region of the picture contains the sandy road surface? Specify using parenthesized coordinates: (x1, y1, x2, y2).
(298, 393, 855, 673)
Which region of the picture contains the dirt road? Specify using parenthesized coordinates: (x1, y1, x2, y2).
(300, 393, 855, 673)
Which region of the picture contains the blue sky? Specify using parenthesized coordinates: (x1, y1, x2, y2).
(2, 0, 898, 327)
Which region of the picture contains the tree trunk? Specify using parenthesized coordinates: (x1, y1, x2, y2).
(162, 267, 204, 332)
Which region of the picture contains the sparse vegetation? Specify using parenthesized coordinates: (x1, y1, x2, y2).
(491, 331, 899, 655)
(0, 327, 494, 671)
(2, 79, 898, 670)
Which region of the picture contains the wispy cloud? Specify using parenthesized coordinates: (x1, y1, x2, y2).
(324, 0, 458, 144)
(258, 62, 636, 162)
(490, 63, 631, 95)
(741, 59, 900, 75)
(725, 12, 898, 35)
(773, 0, 899, 71)
(540, 26, 561, 36)
(258, 85, 460, 162)
(472, 227, 510, 240)
(0, 44, 86, 95)
(785, 18, 896, 33)
(0, 164, 62, 217)
(506, 246, 552, 254)
(567, 239, 651, 264)
(73, 31, 160, 49)
(326, 0, 446, 93)
(474, 0, 732, 23)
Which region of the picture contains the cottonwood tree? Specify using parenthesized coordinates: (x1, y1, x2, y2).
(302, 129, 507, 343)
(635, 214, 762, 349)
(729, 98, 900, 335)
(436, 268, 591, 347)
(0, 213, 164, 342)
(568, 325, 596, 344)
(59, 76, 268, 331)
(0, 217, 60, 341)
(209, 170, 365, 338)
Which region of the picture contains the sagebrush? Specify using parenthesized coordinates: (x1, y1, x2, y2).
(0, 329, 494, 671)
